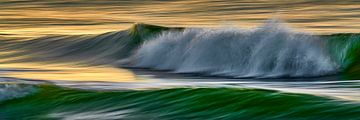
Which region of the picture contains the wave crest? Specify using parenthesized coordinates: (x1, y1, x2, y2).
(133, 21, 339, 78)
(0, 83, 36, 102)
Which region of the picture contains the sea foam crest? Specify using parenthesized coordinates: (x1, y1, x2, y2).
(133, 20, 339, 78)
(0, 83, 36, 101)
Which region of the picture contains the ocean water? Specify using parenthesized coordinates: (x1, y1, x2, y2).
(1, 0, 360, 37)
(1, 0, 360, 120)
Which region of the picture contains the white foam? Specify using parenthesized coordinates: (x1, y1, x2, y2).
(133, 19, 339, 78)
(0, 83, 36, 101)
(47, 108, 133, 120)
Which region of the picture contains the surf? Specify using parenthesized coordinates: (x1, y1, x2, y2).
(0, 19, 359, 79)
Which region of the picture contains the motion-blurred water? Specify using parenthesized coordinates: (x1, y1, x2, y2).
(1, 1, 360, 119)
(1, 0, 360, 37)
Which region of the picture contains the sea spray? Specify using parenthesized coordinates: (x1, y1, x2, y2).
(0, 84, 37, 102)
(133, 20, 339, 78)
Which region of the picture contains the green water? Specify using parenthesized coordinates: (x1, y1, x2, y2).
(1, 84, 359, 120)
(325, 33, 360, 79)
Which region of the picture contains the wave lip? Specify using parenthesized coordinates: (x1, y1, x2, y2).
(133, 20, 339, 78)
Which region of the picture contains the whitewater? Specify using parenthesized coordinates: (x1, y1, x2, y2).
(132, 20, 339, 78)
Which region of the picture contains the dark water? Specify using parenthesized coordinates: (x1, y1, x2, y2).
(1, 0, 360, 119)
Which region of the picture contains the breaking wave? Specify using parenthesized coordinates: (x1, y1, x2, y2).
(1, 19, 360, 78)
(133, 20, 338, 77)
(0, 84, 36, 102)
